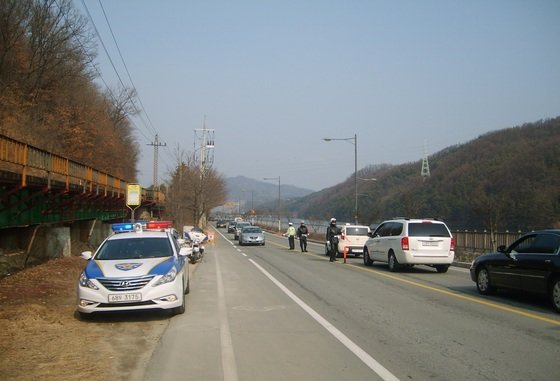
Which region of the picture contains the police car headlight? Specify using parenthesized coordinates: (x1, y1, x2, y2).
(79, 271, 99, 290)
(154, 267, 178, 286)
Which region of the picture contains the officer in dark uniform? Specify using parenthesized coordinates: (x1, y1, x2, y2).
(326, 218, 341, 262)
(297, 221, 309, 252)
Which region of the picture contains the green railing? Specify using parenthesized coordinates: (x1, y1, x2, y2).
(0, 134, 162, 227)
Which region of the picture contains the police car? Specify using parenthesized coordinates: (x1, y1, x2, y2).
(77, 221, 191, 318)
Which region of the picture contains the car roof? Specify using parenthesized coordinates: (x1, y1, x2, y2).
(383, 218, 447, 224)
(524, 229, 560, 235)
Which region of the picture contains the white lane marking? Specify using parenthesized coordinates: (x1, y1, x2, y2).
(241, 253, 247, 257)
(248, 258, 399, 381)
(215, 250, 239, 381)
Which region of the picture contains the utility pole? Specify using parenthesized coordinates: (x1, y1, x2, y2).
(147, 134, 166, 190)
(194, 116, 215, 174)
(194, 117, 216, 226)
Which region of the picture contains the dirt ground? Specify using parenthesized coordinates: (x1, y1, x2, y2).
(0, 255, 192, 381)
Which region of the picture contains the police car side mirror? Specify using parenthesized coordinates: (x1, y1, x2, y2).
(80, 251, 93, 260)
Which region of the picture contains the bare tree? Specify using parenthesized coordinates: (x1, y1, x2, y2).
(164, 147, 226, 228)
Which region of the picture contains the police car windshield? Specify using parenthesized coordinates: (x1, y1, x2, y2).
(96, 237, 172, 260)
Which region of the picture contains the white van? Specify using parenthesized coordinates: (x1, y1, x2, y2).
(363, 218, 455, 273)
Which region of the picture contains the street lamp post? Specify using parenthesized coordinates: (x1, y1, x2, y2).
(241, 189, 255, 212)
(323, 134, 358, 224)
(263, 176, 281, 231)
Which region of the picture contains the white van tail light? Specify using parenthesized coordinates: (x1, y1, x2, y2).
(401, 236, 409, 251)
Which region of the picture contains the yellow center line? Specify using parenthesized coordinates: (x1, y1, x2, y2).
(261, 234, 560, 325)
(349, 263, 560, 326)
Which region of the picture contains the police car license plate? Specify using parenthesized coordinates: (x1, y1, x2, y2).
(109, 293, 142, 303)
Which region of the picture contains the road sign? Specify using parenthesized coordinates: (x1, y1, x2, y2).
(126, 184, 141, 206)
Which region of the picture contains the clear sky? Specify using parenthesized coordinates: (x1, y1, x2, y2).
(77, 0, 560, 191)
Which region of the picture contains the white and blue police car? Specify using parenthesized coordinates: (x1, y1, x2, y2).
(77, 221, 191, 318)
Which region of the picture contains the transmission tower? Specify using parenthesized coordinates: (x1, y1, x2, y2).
(147, 134, 166, 189)
(194, 117, 215, 173)
(421, 141, 431, 179)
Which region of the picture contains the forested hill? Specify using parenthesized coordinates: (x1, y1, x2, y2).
(0, 1, 139, 182)
(288, 117, 560, 231)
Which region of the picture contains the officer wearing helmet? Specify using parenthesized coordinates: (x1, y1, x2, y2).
(326, 218, 341, 262)
(296, 221, 309, 252)
(285, 222, 296, 250)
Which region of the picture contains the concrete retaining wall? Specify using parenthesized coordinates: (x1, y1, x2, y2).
(0, 220, 112, 277)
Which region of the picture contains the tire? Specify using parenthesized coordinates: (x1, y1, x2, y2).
(388, 252, 400, 272)
(476, 267, 496, 295)
(550, 278, 560, 313)
(184, 277, 190, 295)
(363, 247, 373, 266)
(435, 265, 449, 273)
(174, 286, 186, 315)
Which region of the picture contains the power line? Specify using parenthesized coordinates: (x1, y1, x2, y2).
(97, 0, 159, 136)
(81, 0, 179, 182)
(81, 0, 157, 143)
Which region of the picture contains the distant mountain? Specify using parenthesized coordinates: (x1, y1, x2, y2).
(224, 176, 314, 213)
(284, 117, 560, 231)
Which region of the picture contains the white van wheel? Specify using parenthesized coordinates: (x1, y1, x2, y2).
(388, 252, 399, 272)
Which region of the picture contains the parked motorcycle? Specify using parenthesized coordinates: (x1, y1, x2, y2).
(188, 239, 205, 263)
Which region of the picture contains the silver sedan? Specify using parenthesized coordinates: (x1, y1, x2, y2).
(238, 226, 265, 246)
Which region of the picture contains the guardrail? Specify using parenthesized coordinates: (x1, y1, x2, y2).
(0, 134, 163, 202)
(252, 216, 523, 255)
(453, 230, 523, 253)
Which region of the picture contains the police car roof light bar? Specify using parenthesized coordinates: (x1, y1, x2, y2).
(146, 221, 173, 230)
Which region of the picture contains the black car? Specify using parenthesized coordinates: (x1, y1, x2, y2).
(470, 229, 560, 312)
(216, 220, 227, 228)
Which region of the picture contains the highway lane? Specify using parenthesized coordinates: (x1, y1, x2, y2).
(144, 229, 560, 381)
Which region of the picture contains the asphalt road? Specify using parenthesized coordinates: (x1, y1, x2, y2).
(144, 229, 560, 381)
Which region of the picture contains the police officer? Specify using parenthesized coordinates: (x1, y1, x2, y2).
(326, 218, 341, 262)
(297, 221, 309, 252)
(285, 222, 296, 250)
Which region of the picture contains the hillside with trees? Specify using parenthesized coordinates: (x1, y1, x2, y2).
(0, 0, 138, 181)
(287, 118, 560, 232)
(0, 0, 227, 226)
